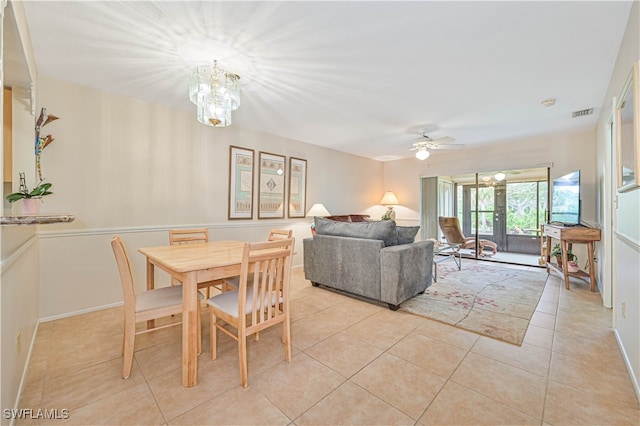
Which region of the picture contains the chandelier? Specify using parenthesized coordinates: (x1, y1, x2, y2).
(189, 60, 240, 127)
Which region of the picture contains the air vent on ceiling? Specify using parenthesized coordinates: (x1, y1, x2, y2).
(572, 108, 594, 118)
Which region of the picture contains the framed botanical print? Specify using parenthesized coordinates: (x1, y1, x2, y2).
(258, 152, 286, 219)
(616, 60, 640, 192)
(228, 146, 254, 219)
(288, 157, 307, 218)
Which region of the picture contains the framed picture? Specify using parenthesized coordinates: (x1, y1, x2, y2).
(288, 157, 307, 218)
(616, 60, 640, 192)
(258, 152, 286, 219)
(228, 146, 254, 219)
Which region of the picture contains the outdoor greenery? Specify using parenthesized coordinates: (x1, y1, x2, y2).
(506, 181, 547, 234)
(457, 179, 547, 236)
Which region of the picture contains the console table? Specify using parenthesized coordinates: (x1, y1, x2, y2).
(543, 224, 601, 291)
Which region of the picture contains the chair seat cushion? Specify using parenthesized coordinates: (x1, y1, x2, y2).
(136, 285, 203, 313)
(206, 287, 282, 317)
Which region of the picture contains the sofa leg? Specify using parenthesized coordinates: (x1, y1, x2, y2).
(388, 303, 400, 311)
(311, 282, 320, 287)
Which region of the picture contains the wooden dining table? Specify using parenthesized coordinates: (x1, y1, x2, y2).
(138, 240, 246, 387)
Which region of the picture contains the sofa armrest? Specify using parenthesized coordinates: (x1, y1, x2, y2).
(303, 238, 314, 280)
(380, 240, 434, 306)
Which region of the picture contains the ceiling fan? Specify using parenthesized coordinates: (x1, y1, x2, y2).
(411, 134, 465, 160)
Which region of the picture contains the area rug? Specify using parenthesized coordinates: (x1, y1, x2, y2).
(401, 262, 549, 345)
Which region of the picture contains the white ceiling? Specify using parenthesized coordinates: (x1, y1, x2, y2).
(20, 1, 633, 161)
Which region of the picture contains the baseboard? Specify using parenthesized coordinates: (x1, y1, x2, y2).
(39, 301, 124, 323)
(614, 329, 640, 404)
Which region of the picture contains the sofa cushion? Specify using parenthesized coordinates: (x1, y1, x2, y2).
(324, 214, 371, 222)
(315, 216, 398, 246)
(397, 226, 420, 244)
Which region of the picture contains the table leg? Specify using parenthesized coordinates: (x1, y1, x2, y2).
(587, 242, 596, 292)
(182, 271, 199, 387)
(146, 260, 155, 329)
(561, 240, 570, 289)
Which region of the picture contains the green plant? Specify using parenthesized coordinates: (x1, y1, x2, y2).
(550, 243, 576, 262)
(5, 172, 53, 203)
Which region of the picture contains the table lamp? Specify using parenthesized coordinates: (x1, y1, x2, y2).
(380, 191, 399, 221)
(306, 203, 331, 234)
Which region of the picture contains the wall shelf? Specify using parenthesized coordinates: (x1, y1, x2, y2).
(0, 214, 75, 226)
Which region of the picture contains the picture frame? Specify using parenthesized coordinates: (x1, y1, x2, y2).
(228, 146, 254, 220)
(258, 152, 286, 219)
(616, 60, 640, 192)
(288, 157, 307, 218)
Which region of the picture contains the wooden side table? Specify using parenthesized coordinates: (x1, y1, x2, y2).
(543, 224, 601, 291)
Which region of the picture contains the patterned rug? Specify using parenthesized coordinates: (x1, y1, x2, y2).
(401, 262, 549, 345)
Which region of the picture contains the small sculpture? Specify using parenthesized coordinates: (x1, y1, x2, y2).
(34, 107, 59, 181)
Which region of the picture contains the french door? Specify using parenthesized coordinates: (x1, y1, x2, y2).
(423, 167, 549, 265)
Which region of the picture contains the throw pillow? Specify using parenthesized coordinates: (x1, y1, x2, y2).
(314, 217, 398, 246)
(397, 226, 420, 244)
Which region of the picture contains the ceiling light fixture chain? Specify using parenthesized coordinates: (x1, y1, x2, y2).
(189, 60, 240, 127)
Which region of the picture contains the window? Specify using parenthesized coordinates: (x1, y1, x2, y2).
(506, 180, 547, 235)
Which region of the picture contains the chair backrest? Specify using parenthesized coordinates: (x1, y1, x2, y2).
(238, 238, 295, 332)
(438, 216, 466, 244)
(268, 229, 293, 241)
(169, 228, 209, 245)
(111, 236, 136, 316)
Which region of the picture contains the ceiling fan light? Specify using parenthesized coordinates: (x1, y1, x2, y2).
(415, 149, 430, 160)
(494, 172, 506, 181)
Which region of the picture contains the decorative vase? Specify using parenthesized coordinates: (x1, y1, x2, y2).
(567, 260, 580, 273)
(21, 198, 40, 215)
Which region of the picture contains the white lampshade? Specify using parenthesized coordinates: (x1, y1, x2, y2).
(380, 191, 399, 206)
(306, 203, 331, 217)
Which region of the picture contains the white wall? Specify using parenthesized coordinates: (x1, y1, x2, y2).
(34, 75, 384, 319)
(0, 229, 39, 421)
(0, 1, 40, 419)
(382, 129, 598, 272)
(595, 0, 640, 402)
(383, 129, 597, 223)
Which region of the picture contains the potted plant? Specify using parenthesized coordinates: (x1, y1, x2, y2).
(5, 172, 53, 214)
(550, 243, 579, 272)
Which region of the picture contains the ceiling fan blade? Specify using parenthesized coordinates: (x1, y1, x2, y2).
(430, 136, 455, 144)
(429, 143, 465, 150)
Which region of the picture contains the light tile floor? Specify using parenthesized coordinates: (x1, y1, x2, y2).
(17, 261, 640, 425)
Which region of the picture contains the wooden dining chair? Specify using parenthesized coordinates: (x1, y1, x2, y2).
(222, 229, 293, 291)
(207, 238, 295, 388)
(268, 228, 293, 240)
(111, 236, 203, 379)
(169, 228, 227, 295)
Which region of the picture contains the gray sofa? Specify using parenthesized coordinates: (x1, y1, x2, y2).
(303, 217, 434, 310)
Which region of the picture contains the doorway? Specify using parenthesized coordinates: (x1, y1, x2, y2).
(421, 167, 549, 267)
